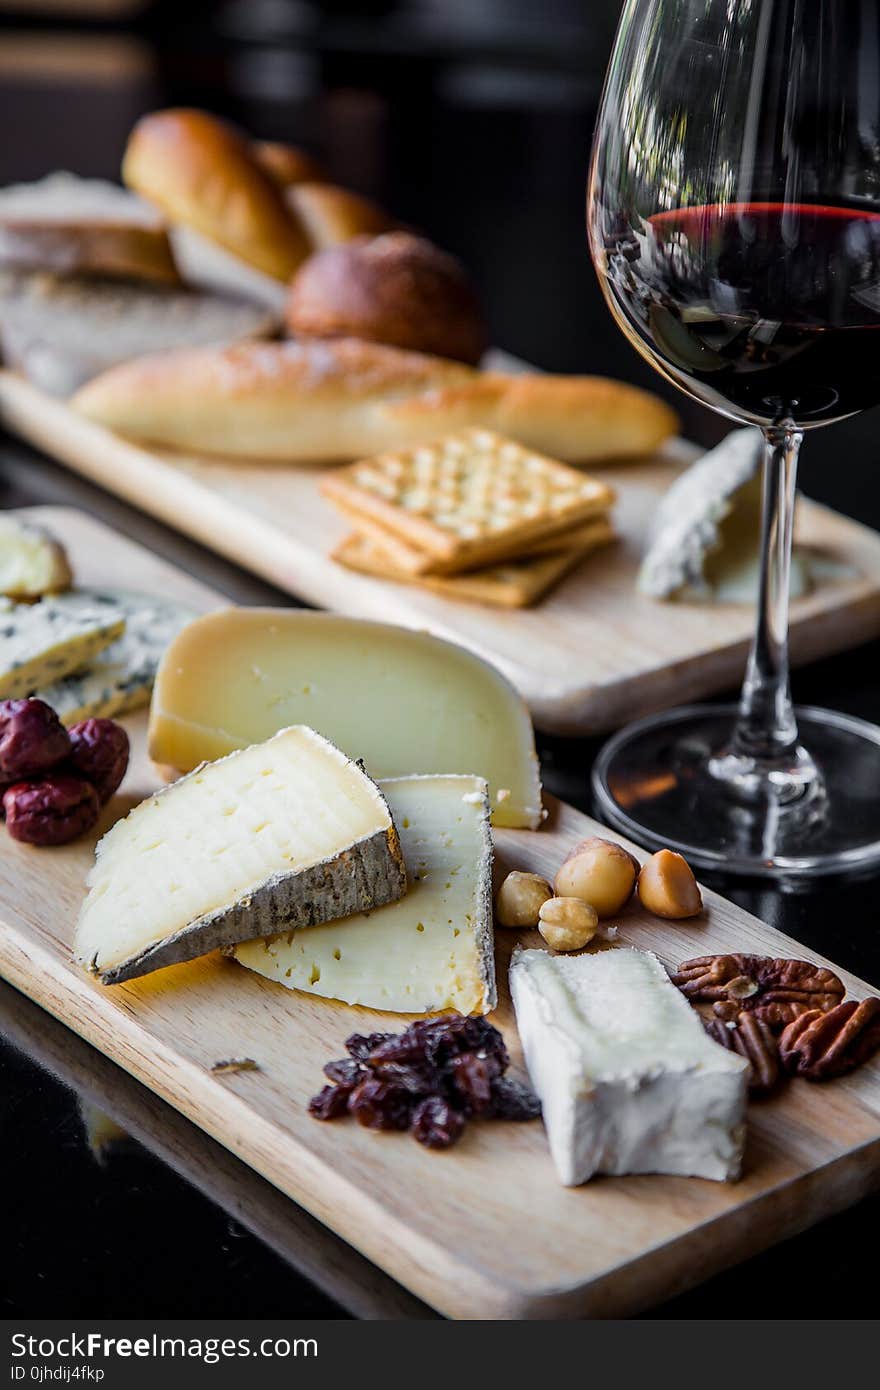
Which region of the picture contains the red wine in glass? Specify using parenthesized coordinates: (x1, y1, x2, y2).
(588, 0, 880, 876)
(600, 201, 880, 426)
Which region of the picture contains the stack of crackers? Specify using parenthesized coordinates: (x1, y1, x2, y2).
(322, 428, 616, 608)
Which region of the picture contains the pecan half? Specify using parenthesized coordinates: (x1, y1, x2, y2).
(705, 1013, 780, 1094)
(672, 954, 844, 1030)
(778, 998, 880, 1081)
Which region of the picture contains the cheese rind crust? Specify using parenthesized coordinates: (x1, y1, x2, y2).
(75, 726, 407, 984)
(510, 946, 748, 1186)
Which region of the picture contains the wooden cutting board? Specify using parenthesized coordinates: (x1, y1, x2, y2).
(1, 506, 880, 1319)
(4, 370, 880, 735)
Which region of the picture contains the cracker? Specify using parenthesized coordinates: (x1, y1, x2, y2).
(333, 519, 615, 608)
(321, 427, 614, 576)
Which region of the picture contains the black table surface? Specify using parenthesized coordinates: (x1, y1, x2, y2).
(1, 0, 879, 1321)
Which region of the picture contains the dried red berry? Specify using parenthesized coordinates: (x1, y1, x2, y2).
(412, 1096, 467, 1149)
(348, 1077, 412, 1130)
(323, 1058, 363, 1087)
(449, 1053, 495, 1113)
(3, 774, 100, 846)
(487, 1076, 542, 1121)
(308, 1084, 352, 1120)
(345, 1031, 394, 1061)
(67, 718, 129, 803)
(0, 698, 70, 781)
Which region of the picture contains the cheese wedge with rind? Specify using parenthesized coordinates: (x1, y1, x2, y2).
(0, 513, 72, 600)
(510, 946, 748, 1186)
(234, 774, 496, 1015)
(75, 725, 407, 984)
(148, 609, 542, 829)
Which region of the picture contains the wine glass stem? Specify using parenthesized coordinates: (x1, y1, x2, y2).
(730, 425, 803, 763)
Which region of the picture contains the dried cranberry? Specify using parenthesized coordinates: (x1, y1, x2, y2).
(412, 1096, 466, 1149)
(0, 699, 70, 780)
(308, 1084, 352, 1120)
(348, 1077, 412, 1130)
(345, 1031, 394, 1061)
(487, 1076, 542, 1122)
(370, 1061, 436, 1095)
(417, 1015, 509, 1070)
(3, 775, 100, 846)
(448, 1053, 495, 1113)
(67, 718, 129, 803)
(323, 1057, 364, 1087)
(366, 1030, 431, 1068)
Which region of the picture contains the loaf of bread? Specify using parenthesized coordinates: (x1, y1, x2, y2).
(287, 231, 487, 364)
(71, 337, 678, 464)
(0, 270, 277, 396)
(123, 109, 312, 281)
(252, 140, 326, 187)
(0, 172, 178, 283)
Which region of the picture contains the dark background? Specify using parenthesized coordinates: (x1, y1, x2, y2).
(1, 0, 879, 1320)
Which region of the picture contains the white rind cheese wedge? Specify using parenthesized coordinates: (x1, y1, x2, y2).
(0, 513, 72, 600)
(234, 773, 496, 1015)
(0, 599, 124, 699)
(148, 609, 542, 829)
(74, 726, 407, 985)
(509, 946, 748, 1186)
(35, 588, 197, 723)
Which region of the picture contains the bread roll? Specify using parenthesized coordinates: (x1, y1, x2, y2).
(71, 337, 678, 465)
(122, 109, 311, 281)
(252, 141, 326, 187)
(0, 172, 178, 283)
(287, 184, 397, 249)
(287, 232, 487, 364)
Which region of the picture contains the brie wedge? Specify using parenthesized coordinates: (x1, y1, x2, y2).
(509, 947, 748, 1185)
(638, 428, 811, 602)
(234, 774, 496, 1015)
(75, 726, 407, 984)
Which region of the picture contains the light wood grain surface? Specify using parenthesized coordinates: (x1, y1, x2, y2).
(4, 372, 880, 734)
(1, 506, 880, 1319)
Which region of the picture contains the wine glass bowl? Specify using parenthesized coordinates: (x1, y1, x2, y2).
(587, 0, 880, 876)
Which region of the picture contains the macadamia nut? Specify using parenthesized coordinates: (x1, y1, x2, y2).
(554, 836, 639, 918)
(495, 870, 553, 927)
(538, 896, 599, 951)
(637, 849, 702, 919)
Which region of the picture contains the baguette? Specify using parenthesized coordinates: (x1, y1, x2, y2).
(71, 337, 678, 464)
(123, 109, 311, 281)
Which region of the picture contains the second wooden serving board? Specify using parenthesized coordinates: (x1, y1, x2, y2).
(1, 506, 880, 1320)
(4, 371, 880, 734)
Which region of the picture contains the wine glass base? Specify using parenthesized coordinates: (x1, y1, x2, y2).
(592, 704, 880, 878)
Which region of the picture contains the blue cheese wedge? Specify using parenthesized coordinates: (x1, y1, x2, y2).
(638, 429, 811, 602)
(74, 726, 407, 985)
(509, 946, 748, 1185)
(0, 513, 72, 599)
(233, 774, 496, 1014)
(35, 588, 196, 723)
(0, 597, 124, 698)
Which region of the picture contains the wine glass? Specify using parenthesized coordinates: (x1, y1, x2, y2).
(588, 0, 880, 876)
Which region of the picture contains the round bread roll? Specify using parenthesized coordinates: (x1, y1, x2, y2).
(286, 231, 488, 365)
(122, 109, 311, 281)
(253, 141, 326, 187)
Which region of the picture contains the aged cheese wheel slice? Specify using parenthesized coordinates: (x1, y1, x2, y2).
(74, 725, 407, 984)
(234, 774, 496, 1015)
(148, 610, 543, 829)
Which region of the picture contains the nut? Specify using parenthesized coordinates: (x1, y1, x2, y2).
(538, 897, 599, 952)
(495, 870, 553, 928)
(637, 849, 702, 919)
(0, 698, 70, 781)
(673, 954, 845, 1030)
(554, 837, 639, 918)
(68, 718, 130, 803)
(3, 774, 101, 846)
(704, 1012, 780, 1094)
(779, 998, 880, 1080)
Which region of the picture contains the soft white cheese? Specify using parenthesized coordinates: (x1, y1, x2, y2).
(509, 946, 748, 1186)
